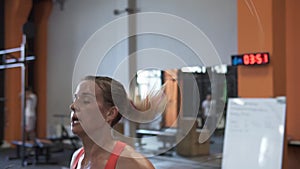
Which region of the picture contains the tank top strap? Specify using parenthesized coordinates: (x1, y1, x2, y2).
(104, 141, 126, 169)
(72, 147, 85, 169)
(72, 141, 126, 169)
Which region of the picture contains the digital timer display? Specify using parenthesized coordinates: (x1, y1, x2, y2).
(231, 52, 270, 66)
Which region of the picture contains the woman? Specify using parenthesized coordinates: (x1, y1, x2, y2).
(25, 87, 37, 140)
(70, 76, 167, 169)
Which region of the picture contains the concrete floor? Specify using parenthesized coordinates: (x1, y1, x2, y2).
(0, 130, 224, 169)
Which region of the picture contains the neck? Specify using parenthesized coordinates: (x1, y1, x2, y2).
(81, 127, 116, 159)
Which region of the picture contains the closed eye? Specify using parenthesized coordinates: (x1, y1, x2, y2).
(82, 97, 91, 104)
(73, 93, 96, 104)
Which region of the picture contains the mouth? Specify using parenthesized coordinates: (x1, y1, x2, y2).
(71, 113, 80, 125)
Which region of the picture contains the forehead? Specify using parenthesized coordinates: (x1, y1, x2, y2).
(75, 80, 101, 95)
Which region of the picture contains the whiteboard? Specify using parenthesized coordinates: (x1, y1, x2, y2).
(222, 98, 286, 169)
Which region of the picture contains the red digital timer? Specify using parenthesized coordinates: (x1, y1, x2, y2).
(231, 52, 270, 66)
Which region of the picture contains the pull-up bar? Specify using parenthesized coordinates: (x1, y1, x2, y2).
(0, 47, 22, 55)
(0, 56, 34, 69)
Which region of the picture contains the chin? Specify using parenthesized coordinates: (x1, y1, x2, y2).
(71, 126, 82, 136)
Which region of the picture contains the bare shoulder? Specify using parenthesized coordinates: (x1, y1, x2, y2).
(116, 145, 155, 169)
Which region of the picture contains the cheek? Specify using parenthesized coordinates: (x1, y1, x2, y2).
(77, 105, 107, 131)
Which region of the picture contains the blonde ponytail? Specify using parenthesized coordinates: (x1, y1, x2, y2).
(127, 84, 168, 123)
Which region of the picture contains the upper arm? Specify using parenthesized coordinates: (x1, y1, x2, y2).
(116, 145, 155, 169)
(136, 157, 155, 169)
(117, 156, 155, 169)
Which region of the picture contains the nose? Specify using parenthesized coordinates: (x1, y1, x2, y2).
(70, 102, 74, 111)
(70, 101, 78, 112)
(69, 102, 78, 122)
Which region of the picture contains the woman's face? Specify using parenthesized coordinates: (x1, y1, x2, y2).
(70, 80, 108, 137)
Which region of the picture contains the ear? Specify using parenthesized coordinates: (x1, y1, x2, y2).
(105, 106, 119, 125)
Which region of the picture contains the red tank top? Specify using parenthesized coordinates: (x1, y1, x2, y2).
(72, 141, 126, 169)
